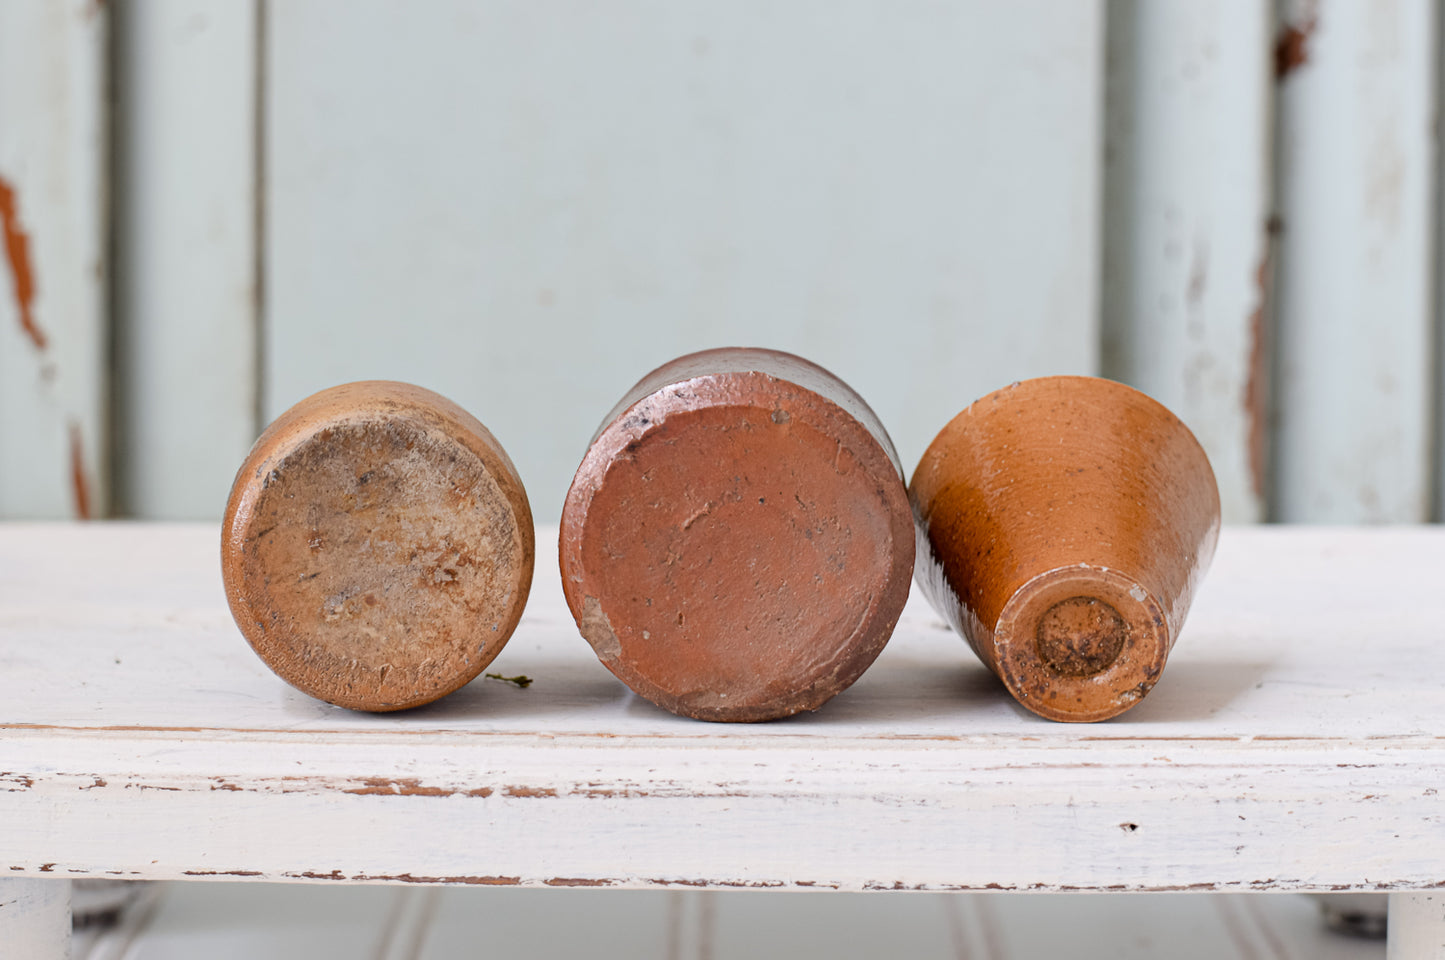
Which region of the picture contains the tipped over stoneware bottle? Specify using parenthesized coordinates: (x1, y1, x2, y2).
(221, 381, 534, 712)
(911, 376, 1220, 722)
(560, 348, 915, 722)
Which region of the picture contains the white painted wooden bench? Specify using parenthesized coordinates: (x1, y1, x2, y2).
(1, 525, 1442, 957)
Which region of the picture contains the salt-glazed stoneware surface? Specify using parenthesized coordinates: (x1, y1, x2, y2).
(221, 381, 535, 712)
(560, 347, 915, 722)
(911, 376, 1220, 722)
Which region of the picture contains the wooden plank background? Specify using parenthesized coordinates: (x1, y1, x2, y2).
(1, 0, 1440, 526)
(0, 0, 108, 520)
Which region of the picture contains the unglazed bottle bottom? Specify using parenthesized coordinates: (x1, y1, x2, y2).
(992, 564, 1169, 722)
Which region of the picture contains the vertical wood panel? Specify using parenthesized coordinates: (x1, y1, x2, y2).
(1272, 0, 1437, 523)
(113, 0, 259, 520)
(1102, 1, 1274, 524)
(265, 0, 1105, 519)
(0, 0, 107, 519)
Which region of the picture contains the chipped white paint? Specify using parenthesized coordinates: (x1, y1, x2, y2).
(1101, 0, 1273, 523)
(1271, 0, 1437, 522)
(264, 0, 1105, 521)
(0, 524, 1443, 902)
(0, 878, 71, 960)
(0, 0, 107, 519)
(112, 0, 260, 520)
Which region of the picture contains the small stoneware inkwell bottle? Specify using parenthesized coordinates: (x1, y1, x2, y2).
(911, 376, 1220, 722)
(560, 348, 914, 722)
(221, 381, 534, 711)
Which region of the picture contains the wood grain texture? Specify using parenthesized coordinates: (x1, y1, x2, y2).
(1101, 0, 1273, 524)
(263, 0, 1105, 521)
(112, 0, 260, 521)
(0, 0, 108, 519)
(1271, 0, 1437, 522)
(1, 524, 1442, 891)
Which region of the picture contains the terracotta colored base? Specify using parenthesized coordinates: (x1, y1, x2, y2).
(221, 381, 534, 712)
(561, 348, 914, 722)
(911, 376, 1220, 722)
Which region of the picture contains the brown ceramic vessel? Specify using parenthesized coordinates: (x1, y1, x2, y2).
(560, 348, 914, 722)
(221, 381, 534, 712)
(911, 376, 1220, 722)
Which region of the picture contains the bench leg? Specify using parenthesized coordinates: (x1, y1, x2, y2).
(1389, 892, 1445, 959)
(0, 878, 71, 959)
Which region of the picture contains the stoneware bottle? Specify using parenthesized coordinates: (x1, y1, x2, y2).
(911, 376, 1220, 722)
(560, 347, 914, 722)
(221, 381, 534, 712)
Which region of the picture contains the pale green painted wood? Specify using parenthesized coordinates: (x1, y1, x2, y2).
(264, 0, 1105, 520)
(112, 0, 260, 521)
(1271, 0, 1437, 522)
(1102, 0, 1274, 524)
(0, 0, 107, 519)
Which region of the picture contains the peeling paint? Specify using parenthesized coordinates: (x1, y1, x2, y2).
(183, 869, 263, 878)
(344, 777, 492, 798)
(503, 785, 558, 798)
(545, 877, 613, 887)
(347, 872, 522, 886)
(1274, 3, 1318, 79)
(70, 421, 92, 520)
(0, 174, 45, 350)
(0, 773, 35, 790)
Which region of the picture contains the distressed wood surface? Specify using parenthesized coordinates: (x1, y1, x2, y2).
(1101, 0, 1273, 523)
(0, 0, 108, 520)
(0, 524, 1442, 891)
(264, 0, 1104, 522)
(112, 0, 260, 521)
(1271, 0, 1437, 522)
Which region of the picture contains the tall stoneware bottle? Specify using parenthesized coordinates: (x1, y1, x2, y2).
(222, 381, 534, 711)
(911, 376, 1220, 721)
(560, 348, 914, 722)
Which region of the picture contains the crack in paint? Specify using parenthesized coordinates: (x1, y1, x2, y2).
(0, 174, 45, 350)
(1244, 227, 1276, 503)
(69, 421, 92, 519)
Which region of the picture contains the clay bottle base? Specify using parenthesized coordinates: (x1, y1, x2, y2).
(993, 565, 1169, 722)
(222, 381, 534, 712)
(562, 364, 913, 723)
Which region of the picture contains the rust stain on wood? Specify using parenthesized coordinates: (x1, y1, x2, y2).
(1274, 3, 1318, 79)
(0, 174, 45, 350)
(70, 422, 93, 520)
